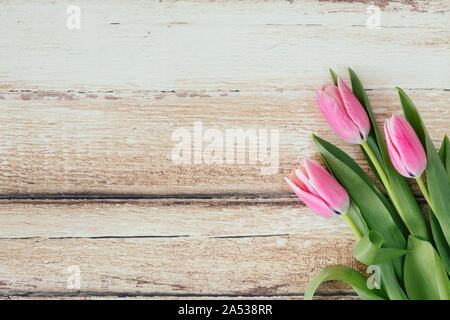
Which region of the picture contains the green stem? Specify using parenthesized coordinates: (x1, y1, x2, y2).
(416, 175, 434, 211)
(361, 140, 414, 234)
(343, 213, 363, 240)
(361, 141, 392, 193)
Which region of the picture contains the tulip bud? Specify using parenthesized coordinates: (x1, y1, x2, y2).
(284, 159, 350, 218)
(315, 77, 371, 144)
(384, 114, 427, 178)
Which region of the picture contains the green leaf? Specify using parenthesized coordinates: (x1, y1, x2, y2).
(329, 68, 338, 86)
(349, 68, 430, 242)
(313, 134, 393, 208)
(347, 202, 369, 237)
(354, 231, 409, 265)
(424, 135, 450, 245)
(378, 262, 408, 300)
(353, 231, 409, 300)
(397, 89, 425, 145)
(385, 163, 431, 242)
(439, 135, 450, 180)
(404, 236, 450, 300)
(430, 210, 450, 275)
(304, 266, 385, 300)
(430, 138, 450, 275)
(359, 140, 409, 237)
(348, 67, 383, 152)
(398, 88, 450, 245)
(313, 135, 406, 278)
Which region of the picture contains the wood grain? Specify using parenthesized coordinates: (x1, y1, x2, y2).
(0, 236, 360, 296)
(0, 199, 362, 297)
(0, 89, 448, 195)
(0, 199, 354, 239)
(0, 0, 448, 300)
(1, 0, 448, 91)
(0, 0, 448, 195)
(4, 295, 359, 300)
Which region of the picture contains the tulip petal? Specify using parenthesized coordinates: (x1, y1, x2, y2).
(315, 90, 362, 144)
(285, 177, 335, 218)
(385, 119, 411, 177)
(294, 167, 320, 197)
(322, 84, 346, 111)
(303, 159, 350, 213)
(389, 115, 427, 177)
(338, 77, 371, 139)
(288, 170, 306, 191)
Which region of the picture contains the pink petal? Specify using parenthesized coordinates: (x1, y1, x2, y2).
(315, 90, 362, 144)
(385, 119, 410, 177)
(294, 167, 320, 197)
(390, 115, 426, 177)
(322, 84, 345, 111)
(303, 159, 350, 213)
(338, 77, 371, 140)
(285, 177, 335, 218)
(288, 170, 306, 191)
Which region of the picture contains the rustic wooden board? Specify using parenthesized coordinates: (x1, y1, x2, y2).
(0, 0, 448, 195)
(0, 200, 361, 297)
(0, 0, 448, 300)
(0, 89, 447, 195)
(1, 0, 448, 91)
(0, 236, 361, 296)
(0, 199, 354, 239)
(4, 295, 359, 300)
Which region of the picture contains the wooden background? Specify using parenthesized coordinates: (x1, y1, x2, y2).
(0, 0, 448, 299)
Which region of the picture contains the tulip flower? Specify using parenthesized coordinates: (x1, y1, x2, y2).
(384, 114, 427, 178)
(315, 78, 371, 144)
(284, 159, 350, 218)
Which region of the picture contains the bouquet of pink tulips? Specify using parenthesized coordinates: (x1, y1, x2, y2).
(286, 68, 450, 300)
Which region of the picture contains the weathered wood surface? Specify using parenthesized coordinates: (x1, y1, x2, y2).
(0, 0, 448, 299)
(4, 295, 360, 300)
(0, 89, 448, 195)
(0, 199, 354, 238)
(0, 199, 361, 297)
(0, 237, 360, 296)
(1, 0, 449, 91)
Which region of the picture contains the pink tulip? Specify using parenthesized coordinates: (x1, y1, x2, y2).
(284, 159, 350, 218)
(384, 114, 427, 178)
(315, 77, 371, 144)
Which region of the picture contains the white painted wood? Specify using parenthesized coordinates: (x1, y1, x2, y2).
(0, 0, 448, 91)
(0, 236, 360, 296)
(0, 0, 447, 300)
(0, 199, 354, 238)
(0, 89, 447, 194)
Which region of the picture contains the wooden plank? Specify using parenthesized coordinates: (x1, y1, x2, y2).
(0, 199, 362, 297)
(0, 199, 354, 238)
(1, 294, 359, 300)
(0, 0, 447, 300)
(0, 236, 361, 296)
(0, 0, 448, 91)
(1, 0, 448, 194)
(0, 89, 447, 194)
